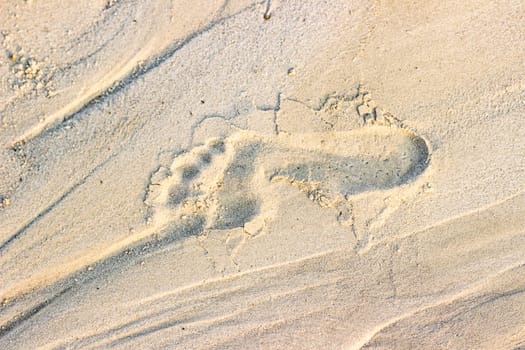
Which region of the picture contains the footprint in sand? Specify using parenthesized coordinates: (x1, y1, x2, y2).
(144, 99, 430, 240)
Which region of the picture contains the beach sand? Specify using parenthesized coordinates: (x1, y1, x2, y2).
(1, 0, 524, 348)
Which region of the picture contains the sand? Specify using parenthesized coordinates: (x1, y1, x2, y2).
(0, 0, 524, 349)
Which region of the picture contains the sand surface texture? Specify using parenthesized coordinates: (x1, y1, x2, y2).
(1, 0, 524, 349)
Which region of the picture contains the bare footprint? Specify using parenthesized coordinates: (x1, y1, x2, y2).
(0, 93, 431, 305)
(144, 114, 429, 242)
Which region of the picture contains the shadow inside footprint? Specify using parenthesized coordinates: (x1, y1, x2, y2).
(167, 184, 191, 207)
(161, 214, 207, 243)
(272, 130, 429, 197)
(181, 165, 200, 182)
(222, 143, 260, 183)
(212, 196, 260, 230)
